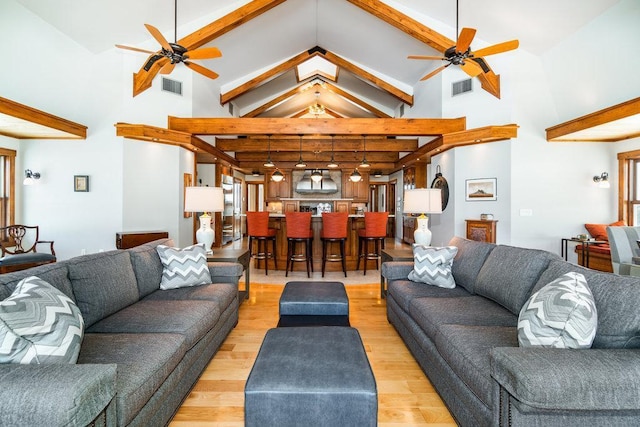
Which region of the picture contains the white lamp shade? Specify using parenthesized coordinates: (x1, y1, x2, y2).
(184, 187, 225, 213)
(403, 189, 442, 214)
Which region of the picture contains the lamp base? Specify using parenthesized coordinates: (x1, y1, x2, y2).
(196, 214, 214, 255)
(413, 216, 432, 246)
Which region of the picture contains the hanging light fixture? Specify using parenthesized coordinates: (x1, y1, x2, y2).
(327, 134, 338, 168)
(309, 90, 325, 116)
(311, 169, 323, 183)
(359, 135, 370, 168)
(263, 134, 275, 167)
(295, 134, 307, 168)
(271, 169, 284, 182)
(350, 168, 362, 183)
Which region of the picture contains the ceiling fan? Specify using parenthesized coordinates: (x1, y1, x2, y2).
(116, 0, 221, 79)
(408, 0, 518, 81)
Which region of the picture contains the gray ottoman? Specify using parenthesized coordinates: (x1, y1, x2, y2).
(278, 281, 349, 326)
(245, 327, 377, 427)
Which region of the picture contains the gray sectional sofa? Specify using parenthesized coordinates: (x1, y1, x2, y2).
(0, 238, 243, 426)
(383, 236, 640, 426)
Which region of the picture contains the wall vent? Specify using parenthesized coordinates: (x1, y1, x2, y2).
(228, 102, 234, 116)
(398, 104, 405, 117)
(161, 77, 183, 95)
(452, 78, 473, 96)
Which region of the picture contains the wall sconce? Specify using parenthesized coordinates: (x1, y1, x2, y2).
(593, 172, 610, 188)
(24, 169, 41, 185)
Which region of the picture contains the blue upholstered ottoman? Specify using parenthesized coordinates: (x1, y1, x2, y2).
(245, 327, 377, 427)
(278, 281, 349, 326)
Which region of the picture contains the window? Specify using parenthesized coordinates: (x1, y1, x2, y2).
(0, 148, 16, 230)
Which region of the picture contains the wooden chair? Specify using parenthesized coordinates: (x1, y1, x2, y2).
(0, 225, 56, 274)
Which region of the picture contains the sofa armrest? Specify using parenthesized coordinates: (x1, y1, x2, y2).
(0, 363, 117, 426)
(491, 347, 640, 411)
(208, 261, 244, 285)
(381, 261, 414, 281)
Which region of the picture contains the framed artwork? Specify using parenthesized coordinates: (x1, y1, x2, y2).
(74, 175, 89, 192)
(465, 178, 497, 201)
(183, 173, 193, 218)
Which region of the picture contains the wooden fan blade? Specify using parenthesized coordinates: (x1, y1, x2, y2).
(456, 27, 476, 53)
(160, 61, 175, 75)
(115, 44, 156, 55)
(144, 24, 173, 52)
(473, 40, 520, 57)
(185, 47, 222, 60)
(460, 59, 483, 77)
(184, 61, 219, 79)
(420, 64, 449, 81)
(408, 55, 446, 60)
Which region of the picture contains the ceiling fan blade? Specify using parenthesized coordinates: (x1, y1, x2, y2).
(408, 55, 446, 60)
(115, 44, 156, 55)
(460, 59, 483, 77)
(160, 61, 175, 75)
(473, 40, 520, 57)
(184, 61, 219, 79)
(185, 47, 222, 60)
(456, 27, 476, 53)
(144, 24, 173, 52)
(420, 64, 449, 81)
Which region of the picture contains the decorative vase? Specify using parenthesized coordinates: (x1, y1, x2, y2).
(414, 215, 432, 246)
(196, 213, 215, 254)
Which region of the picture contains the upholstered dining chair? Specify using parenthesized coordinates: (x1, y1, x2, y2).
(606, 225, 640, 276)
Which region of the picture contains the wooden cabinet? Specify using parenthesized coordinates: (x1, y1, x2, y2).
(342, 170, 369, 202)
(266, 170, 291, 200)
(116, 231, 169, 249)
(283, 200, 298, 213)
(465, 220, 498, 243)
(335, 200, 351, 213)
(403, 216, 416, 244)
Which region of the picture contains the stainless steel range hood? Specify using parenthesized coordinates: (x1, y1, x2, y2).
(295, 171, 339, 194)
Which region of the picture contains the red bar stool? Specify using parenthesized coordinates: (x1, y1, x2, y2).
(247, 211, 278, 275)
(357, 212, 389, 275)
(321, 212, 349, 278)
(285, 212, 314, 278)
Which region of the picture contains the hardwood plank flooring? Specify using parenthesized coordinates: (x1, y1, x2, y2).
(170, 283, 455, 426)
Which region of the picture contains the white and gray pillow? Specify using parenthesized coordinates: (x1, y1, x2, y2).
(156, 243, 212, 290)
(0, 276, 84, 364)
(408, 245, 458, 289)
(518, 272, 597, 349)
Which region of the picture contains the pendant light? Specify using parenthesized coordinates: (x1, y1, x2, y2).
(359, 135, 370, 168)
(263, 134, 275, 167)
(327, 134, 338, 168)
(311, 169, 323, 182)
(295, 134, 307, 168)
(271, 169, 284, 182)
(350, 168, 362, 183)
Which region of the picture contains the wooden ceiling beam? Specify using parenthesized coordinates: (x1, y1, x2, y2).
(168, 117, 466, 135)
(115, 123, 193, 148)
(240, 161, 397, 170)
(0, 96, 87, 139)
(236, 151, 398, 162)
(190, 136, 239, 167)
(132, 0, 286, 97)
(215, 136, 418, 152)
(242, 82, 310, 118)
(321, 82, 391, 118)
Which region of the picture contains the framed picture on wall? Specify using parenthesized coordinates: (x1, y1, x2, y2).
(465, 178, 497, 201)
(74, 175, 89, 192)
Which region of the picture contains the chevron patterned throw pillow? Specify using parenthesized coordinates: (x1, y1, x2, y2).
(156, 243, 212, 290)
(408, 245, 458, 289)
(0, 276, 84, 364)
(518, 272, 597, 349)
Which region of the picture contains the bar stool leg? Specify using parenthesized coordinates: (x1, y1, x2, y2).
(340, 239, 347, 278)
(356, 237, 362, 271)
(272, 238, 278, 270)
(363, 238, 368, 276)
(262, 239, 268, 276)
(322, 239, 327, 277)
(285, 238, 292, 277)
(306, 239, 312, 278)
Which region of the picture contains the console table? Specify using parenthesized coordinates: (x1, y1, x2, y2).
(561, 238, 607, 269)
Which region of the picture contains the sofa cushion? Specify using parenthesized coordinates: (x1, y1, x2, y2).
(156, 244, 212, 290)
(449, 236, 496, 293)
(409, 296, 517, 339)
(408, 245, 457, 288)
(0, 261, 73, 302)
(67, 250, 139, 328)
(518, 272, 597, 349)
(86, 299, 220, 349)
(77, 332, 187, 426)
(0, 276, 84, 364)
(435, 325, 517, 408)
(143, 282, 237, 314)
(475, 245, 559, 315)
(534, 259, 640, 349)
(387, 280, 472, 313)
(127, 239, 171, 298)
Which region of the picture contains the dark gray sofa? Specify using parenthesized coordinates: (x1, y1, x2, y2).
(382, 236, 640, 426)
(0, 238, 243, 426)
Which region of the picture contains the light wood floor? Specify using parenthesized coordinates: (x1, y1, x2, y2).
(169, 283, 456, 426)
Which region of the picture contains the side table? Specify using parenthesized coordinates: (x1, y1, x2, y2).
(208, 247, 250, 301)
(560, 238, 607, 269)
(380, 247, 414, 299)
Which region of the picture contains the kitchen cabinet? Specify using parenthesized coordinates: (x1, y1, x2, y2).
(342, 170, 369, 202)
(266, 170, 291, 200)
(335, 200, 351, 213)
(283, 200, 298, 213)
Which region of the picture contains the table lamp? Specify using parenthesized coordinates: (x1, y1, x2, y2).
(403, 188, 442, 245)
(184, 186, 225, 254)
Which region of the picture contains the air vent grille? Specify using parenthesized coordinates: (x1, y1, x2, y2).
(452, 78, 473, 96)
(162, 77, 182, 95)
